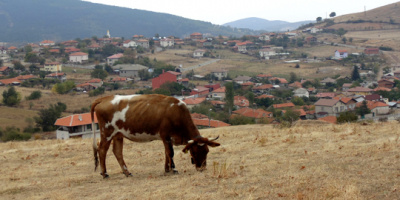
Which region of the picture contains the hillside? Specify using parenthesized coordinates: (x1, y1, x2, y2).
(1, 121, 399, 199)
(223, 17, 312, 31)
(334, 1, 400, 23)
(0, 0, 258, 43)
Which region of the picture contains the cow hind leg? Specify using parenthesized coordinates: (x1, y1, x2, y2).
(112, 135, 132, 177)
(99, 138, 112, 178)
(163, 139, 178, 174)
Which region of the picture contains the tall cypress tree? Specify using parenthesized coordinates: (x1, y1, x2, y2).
(351, 66, 360, 81)
(225, 82, 234, 115)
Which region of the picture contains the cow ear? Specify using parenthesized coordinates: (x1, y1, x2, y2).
(182, 143, 193, 153)
(207, 141, 220, 147)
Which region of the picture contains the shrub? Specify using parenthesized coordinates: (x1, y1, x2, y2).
(229, 115, 255, 125)
(26, 90, 42, 100)
(1, 127, 31, 142)
(337, 111, 358, 124)
(89, 87, 105, 97)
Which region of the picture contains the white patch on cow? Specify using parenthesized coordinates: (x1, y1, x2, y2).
(122, 131, 161, 142)
(178, 99, 186, 106)
(123, 165, 127, 170)
(106, 105, 130, 141)
(110, 95, 139, 105)
(170, 103, 175, 107)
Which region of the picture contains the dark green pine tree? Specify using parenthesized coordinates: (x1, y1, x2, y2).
(351, 66, 360, 81)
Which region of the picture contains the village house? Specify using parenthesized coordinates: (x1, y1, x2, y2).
(272, 102, 295, 110)
(190, 32, 203, 41)
(55, 113, 99, 139)
(233, 107, 273, 122)
(234, 96, 250, 108)
(122, 40, 137, 48)
(364, 48, 380, 55)
(333, 97, 357, 111)
(305, 36, 317, 44)
(256, 94, 275, 100)
(190, 86, 210, 97)
(107, 53, 124, 65)
(258, 34, 270, 41)
(109, 77, 128, 84)
(314, 99, 347, 118)
(259, 48, 276, 60)
(42, 62, 62, 72)
(241, 82, 254, 90)
(152, 70, 181, 89)
(252, 84, 274, 94)
(182, 97, 206, 109)
(293, 88, 309, 98)
(210, 69, 228, 80)
(334, 50, 348, 59)
(378, 79, 394, 89)
(112, 64, 148, 80)
(87, 43, 101, 50)
(7, 46, 18, 53)
(270, 77, 288, 87)
(86, 79, 103, 87)
(136, 39, 150, 48)
(45, 72, 66, 82)
(315, 92, 337, 99)
(359, 101, 390, 117)
(347, 86, 373, 95)
(210, 87, 226, 100)
(69, 52, 88, 63)
(0, 66, 10, 75)
(233, 75, 252, 84)
(342, 83, 352, 91)
(193, 49, 206, 58)
(75, 83, 97, 92)
(178, 78, 190, 88)
(320, 77, 337, 86)
(39, 40, 55, 46)
(160, 38, 174, 48)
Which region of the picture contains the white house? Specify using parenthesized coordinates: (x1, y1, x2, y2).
(69, 52, 88, 63)
(136, 39, 150, 49)
(107, 53, 124, 65)
(193, 49, 206, 58)
(122, 40, 137, 48)
(335, 50, 348, 59)
(55, 113, 99, 140)
(258, 34, 270, 41)
(293, 88, 309, 98)
(259, 48, 276, 60)
(160, 38, 174, 47)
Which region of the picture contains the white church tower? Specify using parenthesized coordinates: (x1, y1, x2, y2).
(106, 30, 111, 38)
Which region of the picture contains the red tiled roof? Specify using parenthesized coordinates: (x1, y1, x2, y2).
(210, 100, 226, 106)
(76, 83, 97, 88)
(55, 113, 98, 127)
(348, 87, 373, 92)
(70, 52, 88, 56)
(270, 77, 288, 84)
(111, 77, 127, 82)
(282, 109, 306, 116)
(191, 118, 230, 128)
(273, 102, 295, 109)
(233, 107, 272, 118)
(191, 113, 208, 119)
(315, 92, 336, 98)
(212, 87, 225, 93)
(46, 72, 65, 77)
(253, 84, 273, 90)
(183, 97, 206, 105)
(0, 78, 21, 85)
(87, 79, 102, 83)
(315, 99, 340, 107)
(256, 73, 272, 78)
(241, 82, 254, 86)
(318, 116, 337, 124)
(333, 97, 353, 104)
(107, 53, 124, 59)
(8, 46, 17, 50)
(288, 82, 303, 88)
(234, 96, 250, 107)
(16, 75, 37, 80)
(357, 101, 388, 110)
(190, 32, 202, 36)
(40, 40, 55, 44)
(374, 87, 391, 92)
(256, 94, 274, 99)
(0, 66, 9, 72)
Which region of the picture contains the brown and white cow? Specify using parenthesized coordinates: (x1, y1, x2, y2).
(91, 94, 220, 178)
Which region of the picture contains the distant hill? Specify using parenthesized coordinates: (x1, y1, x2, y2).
(0, 0, 258, 43)
(223, 17, 313, 31)
(333, 1, 400, 23)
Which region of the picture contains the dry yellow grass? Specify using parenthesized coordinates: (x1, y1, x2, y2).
(334, 2, 400, 24)
(1, 121, 399, 199)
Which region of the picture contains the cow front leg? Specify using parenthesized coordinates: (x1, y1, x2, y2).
(163, 139, 178, 174)
(99, 138, 112, 178)
(112, 135, 132, 177)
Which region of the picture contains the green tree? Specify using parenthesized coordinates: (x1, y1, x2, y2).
(351, 66, 361, 81)
(26, 90, 42, 100)
(337, 111, 358, 123)
(356, 101, 371, 117)
(24, 52, 41, 63)
(329, 12, 336, 17)
(91, 69, 108, 80)
(34, 102, 67, 132)
(291, 96, 305, 106)
(13, 61, 25, 71)
(225, 82, 234, 115)
(349, 38, 353, 43)
(281, 109, 300, 126)
(342, 37, 347, 44)
(138, 69, 151, 81)
(2, 86, 21, 106)
(316, 17, 322, 23)
(336, 28, 347, 37)
(289, 72, 297, 83)
(52, 80, 76, 94)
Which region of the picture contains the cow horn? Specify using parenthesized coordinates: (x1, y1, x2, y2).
(188, 140, 194, 144)
(198, 143, 205, 146)
(208, 136, 219, 141)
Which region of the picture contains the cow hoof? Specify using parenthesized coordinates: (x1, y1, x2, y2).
(101, 173, 109, 179)
(125, 173, 133, 177)
(173, 170, 179, 174)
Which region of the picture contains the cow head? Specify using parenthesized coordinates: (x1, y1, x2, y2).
(182, 136, 220, 171)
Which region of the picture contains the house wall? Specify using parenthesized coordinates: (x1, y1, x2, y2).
(119, 70, 139, 78)
(70, 55, 88, 63)
(315, 102, 346, 117)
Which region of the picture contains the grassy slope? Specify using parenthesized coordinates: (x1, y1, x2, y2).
(1, 121, 399, 199)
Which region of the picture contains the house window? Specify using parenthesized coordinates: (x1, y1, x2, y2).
(321, 107, 324, 111)
(86, 124, 92, 130)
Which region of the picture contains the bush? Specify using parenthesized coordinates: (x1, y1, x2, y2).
(0, 127, 31, 142)
(379, 46, 393, 51)
(26, 90, 42, 100)
(229, 115, 255, 125)
(337, 111, 358, 124)
(2, 86, 21, 106)
(89, 87, 105, 97)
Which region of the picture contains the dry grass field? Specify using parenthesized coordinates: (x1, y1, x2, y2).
(147, 48, 214, 70)
(333, 2, 400, 24)
(1, 121, 399, 199)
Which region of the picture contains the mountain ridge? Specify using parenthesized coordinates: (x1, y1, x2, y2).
(223, 17, 313, 31)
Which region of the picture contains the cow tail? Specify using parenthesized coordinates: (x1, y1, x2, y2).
(91, 99, 102, 171)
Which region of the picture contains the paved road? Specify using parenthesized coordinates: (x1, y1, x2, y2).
(180, 59, 220, 72)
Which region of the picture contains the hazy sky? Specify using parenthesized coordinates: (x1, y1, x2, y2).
(84, 0, 399, 24)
